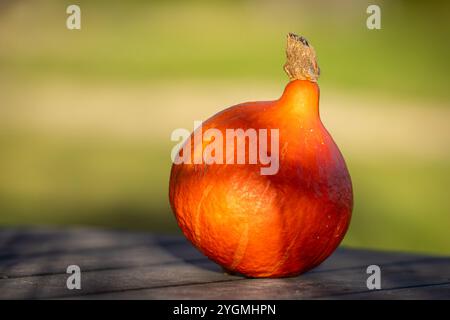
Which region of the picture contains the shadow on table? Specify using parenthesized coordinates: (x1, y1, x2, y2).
(154, 235, 224, 274)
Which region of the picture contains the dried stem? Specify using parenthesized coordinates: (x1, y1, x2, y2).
(283, 33, 320, 82)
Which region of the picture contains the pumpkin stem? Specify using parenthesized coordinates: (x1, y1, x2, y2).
(283, 33, 320, 82)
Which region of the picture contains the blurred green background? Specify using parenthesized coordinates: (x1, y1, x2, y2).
(0, 0, 449, 255)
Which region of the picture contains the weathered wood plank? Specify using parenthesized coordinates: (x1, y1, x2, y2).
(72, 257, 450, 300)
(0, 228, 449, 299)
(326, 283, 450, 300)
(0, 228, 431, 279)
(0, 242, 204, 278)
(0, 228, 182, 256)
(0, 260, 242, 299)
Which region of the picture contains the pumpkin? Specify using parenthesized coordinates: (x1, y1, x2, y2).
(169, 33, 353, 277)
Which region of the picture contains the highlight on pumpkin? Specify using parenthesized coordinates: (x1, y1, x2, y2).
(170, 121, 280, 176)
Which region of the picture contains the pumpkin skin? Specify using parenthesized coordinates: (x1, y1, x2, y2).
(169, 79, 353, 278)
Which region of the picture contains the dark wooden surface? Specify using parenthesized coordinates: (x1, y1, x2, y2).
(0, 228, 448, 299)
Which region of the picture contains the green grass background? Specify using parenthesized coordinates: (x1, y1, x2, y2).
(0, 0, 449, 255)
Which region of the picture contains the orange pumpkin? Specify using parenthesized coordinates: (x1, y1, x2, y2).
(169, 34, 353, 277)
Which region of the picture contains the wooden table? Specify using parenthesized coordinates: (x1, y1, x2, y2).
(0, 228, 448, 299)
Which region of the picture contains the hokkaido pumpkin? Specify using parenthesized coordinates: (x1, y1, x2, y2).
(169, 33, 353, 278)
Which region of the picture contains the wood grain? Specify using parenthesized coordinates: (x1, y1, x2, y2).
(0, 228, 448, 299)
